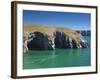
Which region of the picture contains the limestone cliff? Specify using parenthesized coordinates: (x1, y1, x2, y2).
(23, 24, 90, 53)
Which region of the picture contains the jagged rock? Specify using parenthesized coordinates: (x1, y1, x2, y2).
(23, 32, 29, 53)
(48, 36, 55, 49)
(72, 39, 78, 48)
(54, 31, 89, 49)
(54, 31, 62, 48)
(61, 32, 67, 48)
(80, 41, 89, 48)
(24, 30, 90, 53)
(61, 32, 73, 48)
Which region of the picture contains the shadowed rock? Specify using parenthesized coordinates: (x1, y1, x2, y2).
(54, 31, 62, 48)
(80, 41, 89, 48)
(72, 39, 78, 48)
(28, 31, 53, 50)
(61, 32, 73, 48)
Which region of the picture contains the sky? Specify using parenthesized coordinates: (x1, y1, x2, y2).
(23, 10, 91, 30)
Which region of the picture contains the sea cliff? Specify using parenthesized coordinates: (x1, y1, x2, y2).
(23, 25, 90, 53)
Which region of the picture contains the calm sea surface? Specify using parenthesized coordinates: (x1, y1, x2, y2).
(23, 36, 91, 69)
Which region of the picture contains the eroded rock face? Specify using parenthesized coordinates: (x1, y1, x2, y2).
(62, 33, 73, 48)
(48, 36, 55, 49)
(28, 31, 53, 50)
(23, 31, 90, 53)
(54, 31, 89, 49)
(54, 31, 62, 48)
(80, 41, 90, 48)
(23, 32, 29, 53)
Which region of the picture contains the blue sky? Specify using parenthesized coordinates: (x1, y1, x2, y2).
(23, 10, 91, 30)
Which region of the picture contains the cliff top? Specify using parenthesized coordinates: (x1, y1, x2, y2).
(24, 24, 83, 41)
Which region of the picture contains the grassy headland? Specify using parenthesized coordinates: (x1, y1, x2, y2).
(24, 24, 83, 42)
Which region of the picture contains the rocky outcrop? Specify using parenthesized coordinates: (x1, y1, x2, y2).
(28, 31, 53, 50)
(54, 31, 89, 49)
(54, 31, 62, 48)
(23, 30, 90, 53)
(76, 30, 91, 36)
(54, 31, 73, 48)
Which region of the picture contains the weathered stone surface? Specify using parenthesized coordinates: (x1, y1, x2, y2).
(54, 31, 62, 48)
(54, 31, 89, 49)
(80, 41, 89, 48)
(23, 30, 90, 53)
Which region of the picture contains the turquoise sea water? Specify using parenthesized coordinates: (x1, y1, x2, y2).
(23, 36, 91, 69)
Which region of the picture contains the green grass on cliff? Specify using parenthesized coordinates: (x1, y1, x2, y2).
(24, 24, 83, 41)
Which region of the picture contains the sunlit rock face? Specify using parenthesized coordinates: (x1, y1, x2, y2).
(48, 36, 55, 49)
(23, 32, 29, 53)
